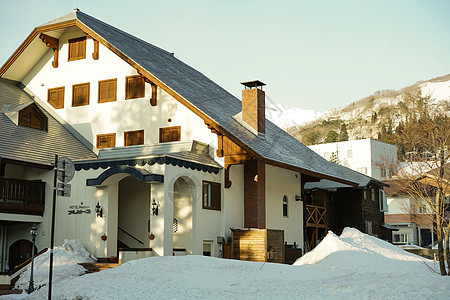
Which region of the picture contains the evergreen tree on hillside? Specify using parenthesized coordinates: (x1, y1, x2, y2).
(339, 123, 349, 141)
(324, 130, 339, 143)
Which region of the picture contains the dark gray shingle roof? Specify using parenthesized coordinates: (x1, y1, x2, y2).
(0, 79, 97, 166)
(70, 11, 357, 184)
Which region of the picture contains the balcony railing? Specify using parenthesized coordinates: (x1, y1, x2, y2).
(305, 204, 327, 228)
(0, 178, 45, 215)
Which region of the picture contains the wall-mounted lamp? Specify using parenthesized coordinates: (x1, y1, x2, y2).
(95, 202, 103, 218)
(151, 199, 159, 216)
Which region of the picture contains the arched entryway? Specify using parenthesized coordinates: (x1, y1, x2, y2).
(172, 176, 197, 255)
(8, 239, 37, 270)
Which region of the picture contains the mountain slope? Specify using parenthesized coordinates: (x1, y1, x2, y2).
(279, 74, 450, 145)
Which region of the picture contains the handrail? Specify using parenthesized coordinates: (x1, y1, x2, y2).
(118, 227, 144, 245)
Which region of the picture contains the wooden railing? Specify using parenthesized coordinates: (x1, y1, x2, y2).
(0, 178, 45, 215)
(305, 204, 327, 228)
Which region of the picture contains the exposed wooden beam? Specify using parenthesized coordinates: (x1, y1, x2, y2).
(92, 39, 99, 60)
(39, 34, 59, 68)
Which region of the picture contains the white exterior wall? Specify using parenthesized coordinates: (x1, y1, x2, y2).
(22, 31, 219, 158)
(3, 28, 309, 262)
(223, 165, 244, 241)
(265, 165, 303, 246)
(308, 139, 397, 180)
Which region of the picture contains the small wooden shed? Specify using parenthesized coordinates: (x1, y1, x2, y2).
(231, 229, 284, 263)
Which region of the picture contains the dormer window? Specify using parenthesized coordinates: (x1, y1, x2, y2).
(68, 37, 86, 61)
(18, 103, 47, 131)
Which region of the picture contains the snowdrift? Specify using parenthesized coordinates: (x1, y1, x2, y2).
(14, 239, 96, 290)
(12, 229, 448, 300)
(295, 227, 426, 267)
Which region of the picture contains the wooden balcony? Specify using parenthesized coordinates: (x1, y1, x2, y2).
(0, 178, 45, 215)
(305, 204, 327, 228)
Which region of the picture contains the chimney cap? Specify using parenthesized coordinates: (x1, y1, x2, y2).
(240, 80, 266, 89)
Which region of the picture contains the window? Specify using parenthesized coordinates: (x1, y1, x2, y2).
(371, 187, 376, 202)
(203, 181, 221, 210)
(379, 189, 387, 212)
(357, 167, 367, 175)
(159, 126, 181, 143)
(380, 168, 386, 178)
(125, 75, 145, 99)
(203, 241, 213, 256)
(393, 233, 407, 244)
(18, 104, 47, 131)
(283, 195, 288, 217)
(347, 149, 353, 158)
(96, 133, 116, 149)
(124, 130, 144, 146)
(365, 221, 373, 235)
(68, 37, 86, 61)
(98, 79, 117, 103)
(48, 87, 64, 109)
(388, 169, 392, 178)
(363, 189, 368, 201)
(72, 83, 90, 107)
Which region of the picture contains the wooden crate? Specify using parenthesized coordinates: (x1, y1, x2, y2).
(231, 229, 284, 263)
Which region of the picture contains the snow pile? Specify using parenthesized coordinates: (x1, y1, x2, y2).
(295, 228, 425, 268)
(9, 229, 449, 299)
(14, 239, 96, 290)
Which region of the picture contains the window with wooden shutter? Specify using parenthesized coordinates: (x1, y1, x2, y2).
(124, 130, 144, 146)
(48, 87, 64, 109)
(203, 181, 221, 210)
(97, 133, 116, 149)
(98, 79, 117, 103)
(18, 104, 48, 131)
(125, 75, 145, 99)
(68, 37, 86, 61)
(72, 83, 90, 107)
(159, 126, 181, 143)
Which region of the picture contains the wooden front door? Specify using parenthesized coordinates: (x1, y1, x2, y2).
(8, 239, 36, 270)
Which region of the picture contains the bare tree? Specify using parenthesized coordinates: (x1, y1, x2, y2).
(386, 91, 450, 276)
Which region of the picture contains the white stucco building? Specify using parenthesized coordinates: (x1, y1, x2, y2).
(0, 10, 359, 287)
(308, 139, 397, 181)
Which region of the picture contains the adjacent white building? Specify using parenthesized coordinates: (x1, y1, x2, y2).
(308, 139, 397, 181)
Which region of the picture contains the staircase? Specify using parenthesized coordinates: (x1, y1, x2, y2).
(78, 262, 120, 274)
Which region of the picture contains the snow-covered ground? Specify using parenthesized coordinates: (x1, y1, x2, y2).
(421, 80, 450, 103)
(2, 228, 448, 299)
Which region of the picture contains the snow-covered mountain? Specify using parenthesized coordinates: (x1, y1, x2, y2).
(266, 103, 323, 129)
(267, 75, 450, 139)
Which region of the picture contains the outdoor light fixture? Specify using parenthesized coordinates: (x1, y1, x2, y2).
(151, 199, 159, 216)
(95, 202, 103, 218)
(28, 224, 37, 294)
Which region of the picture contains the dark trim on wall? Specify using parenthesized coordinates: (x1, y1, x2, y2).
(86, 165, 164, 186)
(75, 156, 220, 174)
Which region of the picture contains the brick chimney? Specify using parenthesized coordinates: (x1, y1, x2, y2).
(241, 80, 266, 135)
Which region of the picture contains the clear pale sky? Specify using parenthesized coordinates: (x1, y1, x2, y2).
(1, 0, 449, 111)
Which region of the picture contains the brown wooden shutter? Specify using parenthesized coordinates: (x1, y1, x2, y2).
(72, 83, 90, 107)
(97, 133, 116, 149)
(159, 126, 181, 143)
(125, 76, 145, 99)
(98, 79, 117, 103)
(48, 87, 64, 109)
(124, 130, 144, 146)
(68, 37, 86, 61)
(211, 182, 221, 210)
